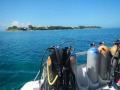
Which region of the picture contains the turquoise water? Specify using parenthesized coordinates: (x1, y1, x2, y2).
(0, 28, 120, 90)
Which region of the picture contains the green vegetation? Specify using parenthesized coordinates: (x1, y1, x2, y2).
(79, 26, 101, 29)
(7, 26, 19, 30)
(7, 25, 102, 31)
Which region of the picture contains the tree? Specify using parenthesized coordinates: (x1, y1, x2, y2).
(12, 26, 18, 29)
(28, 25, 33, 30)
(7, 26, 19, 30)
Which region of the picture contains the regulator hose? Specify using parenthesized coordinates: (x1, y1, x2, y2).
(47, 58, 58, 85)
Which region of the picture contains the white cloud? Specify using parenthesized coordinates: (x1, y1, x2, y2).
(0, 21, 32, 30)
(11, 21, 31, 27)
(11, 21, 20, 27)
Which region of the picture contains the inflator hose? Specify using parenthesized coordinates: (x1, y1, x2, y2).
(47, 61, 58, 85)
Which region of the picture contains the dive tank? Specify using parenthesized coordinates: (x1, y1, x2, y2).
(110, 45, 119, 57)
(87, 47, 99, 84)
(98, 45, 109, 80)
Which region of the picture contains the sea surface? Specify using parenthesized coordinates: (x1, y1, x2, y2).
(0, 28, 120, 90)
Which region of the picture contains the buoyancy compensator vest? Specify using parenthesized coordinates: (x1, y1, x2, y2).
(110, 45, 120, 89)
(41, 47, 76, 90)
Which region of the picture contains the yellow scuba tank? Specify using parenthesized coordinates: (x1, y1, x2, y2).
(110, 45, 119, 56)
(98, 45, 109, 80)
(98, 46, 109, 54)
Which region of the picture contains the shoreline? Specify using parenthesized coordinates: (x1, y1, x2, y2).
(7, 25, 102, 31)
(7, 28, 102, 31)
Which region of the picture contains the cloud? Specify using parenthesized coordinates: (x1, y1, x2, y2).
(11, 21, 20, 27)
(0, 21, 32, 30)
(11, 21, 31, 27)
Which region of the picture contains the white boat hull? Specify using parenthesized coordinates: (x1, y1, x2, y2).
(21, 64, 116, 90)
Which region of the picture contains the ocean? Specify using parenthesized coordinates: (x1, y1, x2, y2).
(0, 28, 120, 90)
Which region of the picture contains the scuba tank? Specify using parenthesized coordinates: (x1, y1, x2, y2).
(87, 45, 99, 84)
(110, 45, 119, 57)
(98, 45, 109, 80)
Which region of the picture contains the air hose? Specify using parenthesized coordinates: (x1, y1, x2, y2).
(47, 57, 58, 85)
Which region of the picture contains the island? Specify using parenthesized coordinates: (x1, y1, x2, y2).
(7, 25, 102, 31)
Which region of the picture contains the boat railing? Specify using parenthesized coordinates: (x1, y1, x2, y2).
(76, 51, 87, 56)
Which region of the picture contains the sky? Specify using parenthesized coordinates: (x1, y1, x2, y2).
(0, 0, 120, 28)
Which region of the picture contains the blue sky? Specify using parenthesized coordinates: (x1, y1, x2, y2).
(0, 0, 120, 28)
